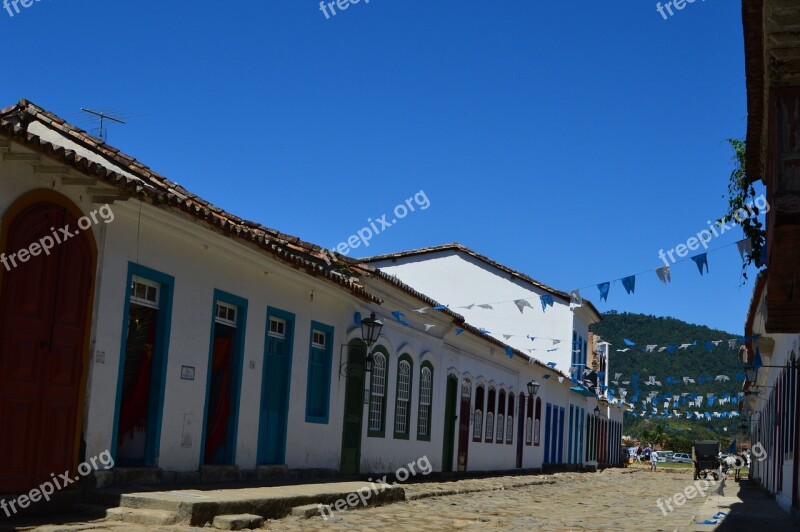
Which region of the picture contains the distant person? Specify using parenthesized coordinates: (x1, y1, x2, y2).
(650, 450, 659, 472)
(635, 445, 643, 463)
(644, 445, 651, 461)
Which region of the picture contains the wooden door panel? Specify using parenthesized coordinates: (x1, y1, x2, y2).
(0, 201, 92, 492)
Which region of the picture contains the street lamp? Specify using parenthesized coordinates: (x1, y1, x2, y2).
(340, 312, 383, 377)
(744, 363, 758, 384)
(527, 379, 540, 396)
(360, 312, 383, 348)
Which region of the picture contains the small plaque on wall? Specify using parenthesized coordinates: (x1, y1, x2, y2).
(181, 365, 195, 381)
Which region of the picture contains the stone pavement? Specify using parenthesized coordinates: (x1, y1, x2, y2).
(2, 467, 796, 531)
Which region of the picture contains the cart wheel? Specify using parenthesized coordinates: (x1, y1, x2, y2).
(700, 471, 707, 479)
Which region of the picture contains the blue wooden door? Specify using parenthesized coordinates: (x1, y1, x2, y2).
(258, 311, 293, 464)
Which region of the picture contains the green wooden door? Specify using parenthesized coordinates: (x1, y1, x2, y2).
(340, 341, 365, 475)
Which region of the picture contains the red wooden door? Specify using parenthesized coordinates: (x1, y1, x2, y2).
(0, 202, 93, 493)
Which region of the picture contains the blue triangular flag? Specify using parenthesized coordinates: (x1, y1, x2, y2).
(597, 282, 610, 302)
(504, 346, 514, 358)
(354, 312, 362, 326)
(691, 253, 709, 275)
(621, 275, 636, 295)
(391, 311, 405, 322)
(455, 328, 464, 335)
(540, 294, 554, 311)
(624, 338, 636, 346)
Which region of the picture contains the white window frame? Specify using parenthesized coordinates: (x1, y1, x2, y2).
(130, 276, 160, 309)
(369, 353, 387, 433)
(215, 302, 238, 327)
(269, 317, 286, 339)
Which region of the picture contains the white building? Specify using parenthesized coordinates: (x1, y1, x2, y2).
(0, 100, 623, 496)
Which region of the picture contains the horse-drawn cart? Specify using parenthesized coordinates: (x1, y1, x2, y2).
(692, 440, 720, 481)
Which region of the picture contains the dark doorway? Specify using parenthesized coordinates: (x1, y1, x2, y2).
(340, 340, 366, 475)
(457, 380, 471, 472)
(442, 375, 458, 473)
(516, 394, 525, 468)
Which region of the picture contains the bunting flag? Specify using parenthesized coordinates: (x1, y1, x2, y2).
(433, 305, 448, 310)
(414, 307, 428, 314)
(514, 299, 533, 313)
(597, 282, 610, 302)
(391, 311, 406, 322)
(691, 253, 709, 275)
(655, 265, 671, 285)
(477, 304, 493, 310)
(569, 289, 582, 309)
(624, 338, 636, 346)
(455, 328, 464, 335)
(540, 294, 554, 311)
(424, 324, 435, 331)
(622, 275, 636, 295)
(736, 238, 753, 262)
(646, 344, 657, 353)
(354, 312, 362, 326)
(504, 346, 514, 358)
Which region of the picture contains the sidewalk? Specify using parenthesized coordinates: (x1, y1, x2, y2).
(684, 478, 798, 531)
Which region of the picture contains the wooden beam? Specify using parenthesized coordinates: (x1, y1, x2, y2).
(61, 176, 96, 186)
(2, 152, 40, 161)
(33, 165, 70, 175)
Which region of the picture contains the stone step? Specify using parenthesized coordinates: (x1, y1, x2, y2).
(291, 503, 323, 518)
(201, 465, 241, 484)
(106, 507, 179, 526)
(212, 513, 264, 530)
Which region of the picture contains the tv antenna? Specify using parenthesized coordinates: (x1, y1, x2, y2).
(80, 108, 126, 142)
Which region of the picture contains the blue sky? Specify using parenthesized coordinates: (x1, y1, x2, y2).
(2, 0, 757, 334)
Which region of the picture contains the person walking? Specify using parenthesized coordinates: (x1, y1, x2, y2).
(650, 449, 659, 472)
(635, 445, 642, 463)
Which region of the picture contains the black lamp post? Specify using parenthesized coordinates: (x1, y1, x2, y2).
(340, 312, 383, 377)
(527, 379, 540, 396)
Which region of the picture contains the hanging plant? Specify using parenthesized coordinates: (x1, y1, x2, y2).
(718, 139, 766, 281)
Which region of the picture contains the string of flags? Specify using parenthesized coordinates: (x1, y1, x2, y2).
(407, 237, 761, 314)
(614, 335, 760, 354)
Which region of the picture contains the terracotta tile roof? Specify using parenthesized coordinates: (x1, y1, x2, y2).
(363, 242, 602, 319)
(0, 99, 381, 304)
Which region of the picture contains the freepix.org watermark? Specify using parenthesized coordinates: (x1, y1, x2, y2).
(657, 195, 768, 267)
(1, 450, 114, 517)
(319, 0, 370, 20)
(319, 455, 432, 520)
(655, 442, 767, 516)
(656, 0, 707, 21)
(3, 0, 45, 18)
(319, 190, 430, 266)
(0, 204, 114, 273)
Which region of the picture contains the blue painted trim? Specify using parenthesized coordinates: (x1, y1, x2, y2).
(257, 306, 295, 464)
(200, 290, 248, 465)
(305, 321, 334, 424)
(111, 262, 175, 466)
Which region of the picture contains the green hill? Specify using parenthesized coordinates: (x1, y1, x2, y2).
(590, 311, 746, 450)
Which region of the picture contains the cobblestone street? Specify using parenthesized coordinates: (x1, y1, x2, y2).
(265, 468, 710, 531)
(9, 467, 796, 532)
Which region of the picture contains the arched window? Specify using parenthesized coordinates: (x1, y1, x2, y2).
(368, 349, 388, 436)
(534, 397, 542, 446)
(506, 393, 514, 444)
(496, 390, 506, 443)
(485, 387, 496, 442)
(394, 356, 413, 438)
(417, 363, 433, 440)
(526, 394, 534, 446)
(473, 385, 484, 442)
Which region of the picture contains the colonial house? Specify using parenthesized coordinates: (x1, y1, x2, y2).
(0, 100, 623, 497)
(364, 245, 625, 469)
(739, 0, 800, 516)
